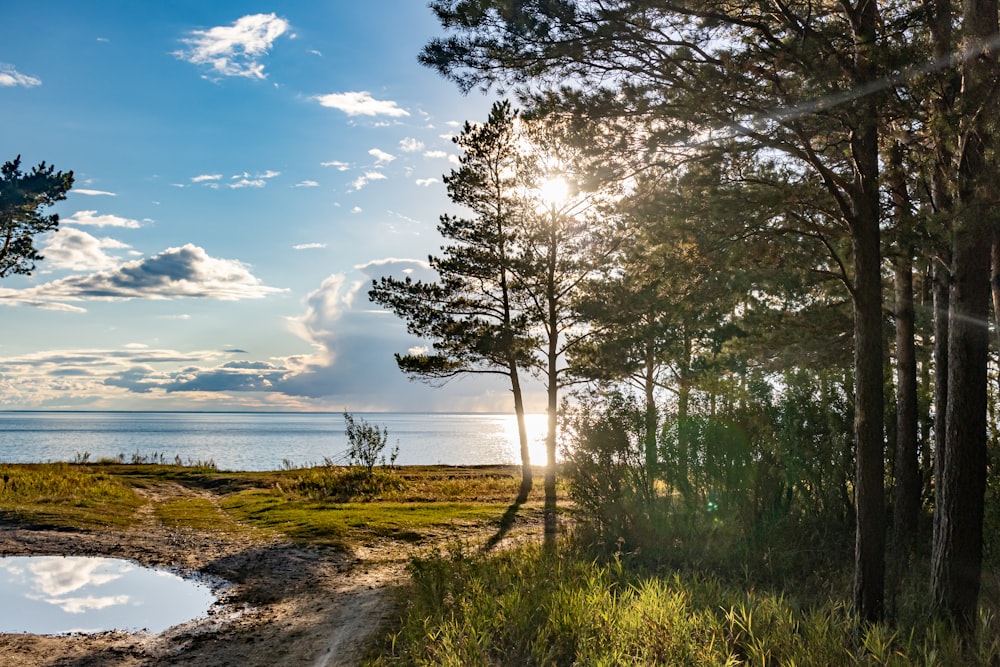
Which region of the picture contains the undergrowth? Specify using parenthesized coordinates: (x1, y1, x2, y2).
(367, 541, 1000, 666)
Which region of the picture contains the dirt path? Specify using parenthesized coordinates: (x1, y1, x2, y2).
(0, 483, 415, 666)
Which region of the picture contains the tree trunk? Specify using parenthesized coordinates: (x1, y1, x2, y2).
(890, 143, 920, 570)
(849, 0, 886, 623)
(930, 0, 997, 628)
(510, 362, 533, 502)
(544, 218, 559, 543)
(643, 344, 658, 481)
(892, 252, 920, 562)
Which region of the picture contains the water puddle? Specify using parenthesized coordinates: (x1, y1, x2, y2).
(0, 556, 216, 635)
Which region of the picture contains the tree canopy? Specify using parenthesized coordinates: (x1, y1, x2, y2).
(0, 155, 74, 278)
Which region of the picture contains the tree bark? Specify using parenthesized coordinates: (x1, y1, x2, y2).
(890, 144, 920, 570)
(892, 252, 920, 560)
(643, 343, 658, 481)
(930, 0, 997, 628)
(850, 0, 886, 623)
(510, 362, 533, 503)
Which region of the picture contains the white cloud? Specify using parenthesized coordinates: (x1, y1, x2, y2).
(0, 64, 41, 87)
(292, 243, 326, 250)
(314, 91, 409, 117)
(191, 174, 222, 183)
(63, 210, 141, 229)
(294, 180, 319, 188)
(399, 137, 425, 153)
(351, 206, 362, 214)
(229, 179, 265, 189)
(321, 160, 350, 171)
(72, 189, 116, 197)
(176, 13, 290, 79)
(42, 228, 131, 271)
(0, 244, 285, 306)
(368, 148, 395, 164)
(28, 558, 123, 597)
(350, 171, 387, 191)
(49, 595, 131, 614)
(228, 170, 279, 189)
(423, 150, 448, 159)
(415, 178, 438, 187)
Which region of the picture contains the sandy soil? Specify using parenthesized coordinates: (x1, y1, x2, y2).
(0, 482, 450, 667)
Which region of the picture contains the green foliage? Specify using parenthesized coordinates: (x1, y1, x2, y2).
(0, 155, 74, 277)
(285, 466, 406, 502)
(0, 463, 142, 529)
(369, 542, 1000, 666)
(562, 390, 661, 548)
(344, 412, 398, 473)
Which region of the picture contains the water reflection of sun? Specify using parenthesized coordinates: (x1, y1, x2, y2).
(501, 413, 551, 466)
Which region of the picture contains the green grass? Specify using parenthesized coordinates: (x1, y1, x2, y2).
(154, 497, 248, 535)
(0, 463, 144, 529)
(221, 489, 515, 548)
(367, 543, 1000, 666)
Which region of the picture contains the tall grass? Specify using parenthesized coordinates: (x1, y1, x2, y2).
(368, 541, 1000, 666)
(0, 463, 143, 528)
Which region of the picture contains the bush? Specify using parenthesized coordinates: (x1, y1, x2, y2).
(562, 391, 660, 550)
(344, 411, 398, 473)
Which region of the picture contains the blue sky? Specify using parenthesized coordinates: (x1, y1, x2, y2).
(0, 2, 537, 412)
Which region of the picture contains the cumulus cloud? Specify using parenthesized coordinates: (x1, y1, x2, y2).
(41, 228, 131, 271)
(0, 244, 285, 306)
(423, 150, 449, 159)
(349, 171, 387, 191)
(321, 160, 350, 170)
(191, 174, 222, 183)
(0, 64, 41, 87)
(368, 148, 395, 164)
(294, 180, 319, 188)
(63, 210, 141, 229)
(399, 137, 424, 153)
(292, 243, 326, 250)
(415, 178, 438, 187)
(176, 13, 290, 79)
(27, 558, 122, 597)
(314, 91, 409, 117)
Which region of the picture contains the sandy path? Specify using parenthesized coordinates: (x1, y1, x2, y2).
(0, 483, 411, 666)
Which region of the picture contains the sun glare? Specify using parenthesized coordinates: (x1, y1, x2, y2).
(539, 176, 570, 206)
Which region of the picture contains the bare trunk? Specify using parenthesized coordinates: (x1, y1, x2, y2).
(890, 143, 920, 569)
(510, 362, 533, 502)
(644, 344, 658, 480)
(930, 0, 997, 628)
(850, 0, 886, 623)
(892, 253, 920, 560)
(543, 220, 559, 543)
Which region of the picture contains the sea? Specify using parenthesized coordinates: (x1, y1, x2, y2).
(0, 411, 550, 471)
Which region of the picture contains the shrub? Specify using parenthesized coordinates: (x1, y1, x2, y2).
(562, 390, 660, 550)
(344, 411, 398, 473)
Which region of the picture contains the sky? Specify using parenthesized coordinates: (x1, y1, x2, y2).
(0, 1, 540, 412)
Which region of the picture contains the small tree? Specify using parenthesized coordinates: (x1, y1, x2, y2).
(0, 155, 74, 277)
(344, 411, 392, 474)
(370, 100, 539, 501)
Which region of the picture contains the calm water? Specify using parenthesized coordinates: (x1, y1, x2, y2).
(0, 556, 215, 634)
(0, 412, 549, 471)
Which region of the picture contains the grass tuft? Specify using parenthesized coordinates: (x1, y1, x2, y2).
(0, 463, 143, 529)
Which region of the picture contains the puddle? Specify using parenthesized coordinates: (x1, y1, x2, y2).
(0, 556, 216, 635)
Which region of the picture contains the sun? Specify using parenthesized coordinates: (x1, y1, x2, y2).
(538, 175, 570, 206)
